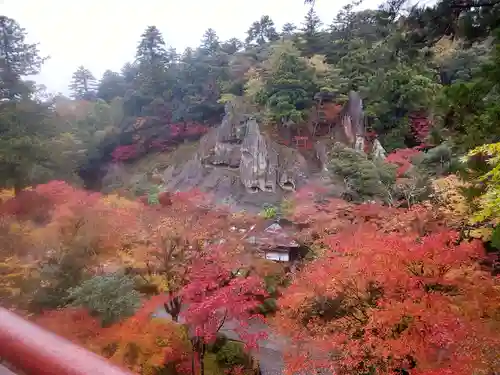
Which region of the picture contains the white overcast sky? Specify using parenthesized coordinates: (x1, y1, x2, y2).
(1, 0, 385, 94)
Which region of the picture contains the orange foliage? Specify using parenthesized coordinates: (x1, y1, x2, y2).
(290, 187, 445, 247)
(100, 315, 189, 374)
(35, 299, 190, 375)
(276, 195, 500, 375)
(128, 189, 259, 287)
(35, 308, 102, 349)
(1, 181, 271, 375)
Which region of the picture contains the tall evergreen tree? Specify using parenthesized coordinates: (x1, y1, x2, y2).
(69, 66, 97, 100)
(201, 28, 220, 56)
(0, 98, 62, 193)
(282, 23, 297, 37)
(299, 7, 323, 56)
(136, 26, 169, 65)
(0, 16, 65, 193)
(302, 7, 322, 37)
(220, 38, 243, 55)
(135, 26, 170, 97)
(0, 16, 46, 100)
(245, 15, 279, 46)
(97, 70, 126, 102)
(121, 62, 139, 85)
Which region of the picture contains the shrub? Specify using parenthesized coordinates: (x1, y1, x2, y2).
(216, 341, 252, 368)
(206, 334, 228, 353)
(417, 143, 454, 176)
(328, 143, 396, 203)
(67, 273, 142, 326)
(260, 204, 278, 219)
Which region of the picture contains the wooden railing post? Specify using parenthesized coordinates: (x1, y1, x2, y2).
(0, 308, 135, 375)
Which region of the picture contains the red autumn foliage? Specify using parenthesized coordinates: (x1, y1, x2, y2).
(168, 122, 208, 139)
(290, 189, 445, 245)
(0, 180, 104, 224)
(35, 308, 101, 348)
(125, 187, 265, 329)
(180, 244, 269, 348)
(0, 190, 52, 222)
(113, 201, 267, 373)
(409, 113, 431, 143)
(3, 181, 272, 374)
(386, 147, 423, 177)
(112, 144, 140, 162)
(158, 191, 172, 206)
(19, 181, 141, 268)
(111, 122, 209, 162)
(275, 195, 500, 375)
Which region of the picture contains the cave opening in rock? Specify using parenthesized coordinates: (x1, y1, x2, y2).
(226, 139, 243, 145)
(248, 186, 260, 193)
(264, 185, 274, 192)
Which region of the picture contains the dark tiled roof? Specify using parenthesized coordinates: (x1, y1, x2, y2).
(248, 222, 299, 249)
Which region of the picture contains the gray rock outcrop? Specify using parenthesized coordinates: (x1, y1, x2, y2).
(372, 138, 387, 160)
(104, 92, 387, 212)
(197, 106, 309, 196)
(314, 140, 329, 172)
(339, 90, 365, 149)
(157, 108, 310, 211)
(240, 118, 270, 193)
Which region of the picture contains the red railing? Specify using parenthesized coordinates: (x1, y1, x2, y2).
(0, 308, 134, 375)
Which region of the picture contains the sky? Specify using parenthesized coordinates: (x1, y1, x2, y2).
(1, 0, 383, 95)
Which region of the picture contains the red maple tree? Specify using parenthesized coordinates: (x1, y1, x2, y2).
(385, 147, 423, 177)
(180, 242, 268, 375)
(409, 113, 431, 144)
(275, 200, 500, 375)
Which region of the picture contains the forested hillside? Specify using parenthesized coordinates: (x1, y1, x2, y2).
(0, 1, 500, 375)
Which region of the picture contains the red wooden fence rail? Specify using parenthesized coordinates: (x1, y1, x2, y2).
(0, 308, 135, 375)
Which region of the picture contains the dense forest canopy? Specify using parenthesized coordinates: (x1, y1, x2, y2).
(1, 1, 500, 375)
(1, 0, 500, 192)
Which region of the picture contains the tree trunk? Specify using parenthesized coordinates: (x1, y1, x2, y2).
(190, 338, 205, 375)
(191, 348, 196, 375)
(14, 181, 22, 196)
(164, 294, 182, 322)
(199, 343, 205, 375)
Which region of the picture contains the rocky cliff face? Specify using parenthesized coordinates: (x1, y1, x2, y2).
(160, 104, 309, 211)
(102, 92, 387, 212)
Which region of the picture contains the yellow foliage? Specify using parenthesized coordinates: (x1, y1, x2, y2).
(431, 175, 470, 227)
(469, 227, 493, 241)
(244, 68, 265, 100)
(307, 54, 331, 74)
(0, 256, 34, 308)
(146, 274, 170, 293)
(101, 193, 141, 209)
(0, 188, 15, 201)
(0, 187, 34, 201)
(465, 142, 500, 224)
(431, 36, 459, 65)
